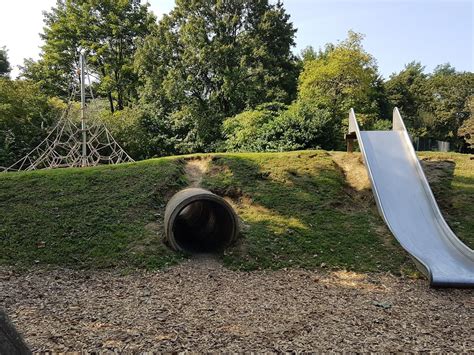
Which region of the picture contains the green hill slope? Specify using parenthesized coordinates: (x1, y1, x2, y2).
(0, 151, 472, 274)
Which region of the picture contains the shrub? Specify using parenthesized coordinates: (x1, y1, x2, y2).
(223, 101, 339, 152)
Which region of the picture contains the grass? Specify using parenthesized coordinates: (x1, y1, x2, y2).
(202, 151, 412, 273)
(0, 158, 187, 269)
(418, 152, 474, 249)
(0, 150, 472, 273)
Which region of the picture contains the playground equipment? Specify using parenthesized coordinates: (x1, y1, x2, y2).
(164, 188, 239, 253)
(1, 52, 133, 172)
(348, 108, 474, 287)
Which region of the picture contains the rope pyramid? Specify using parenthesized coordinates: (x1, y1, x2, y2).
(1, 63, 134, 173)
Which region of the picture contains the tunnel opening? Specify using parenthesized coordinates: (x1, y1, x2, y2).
(164, 188, 239, 253)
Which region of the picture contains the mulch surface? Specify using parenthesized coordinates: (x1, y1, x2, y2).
(1, 258, 472, 352)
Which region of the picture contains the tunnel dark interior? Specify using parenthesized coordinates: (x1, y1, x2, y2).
(172, 199, 236, 253)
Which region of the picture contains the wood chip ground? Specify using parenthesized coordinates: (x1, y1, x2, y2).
(1, 258, 472, 352)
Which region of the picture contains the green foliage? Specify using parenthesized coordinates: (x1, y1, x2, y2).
(427, 65, 474, 143)
(385, 62, 473, 147)
(458, 96, 473, 149)
(300, 46, 318, 63)
(93, 101, 175, 160)
(266, 101, 340, 150)
(135, 0, 299, 153)
(223, 101, 339, 151)
(202, 152, 412, 272)
(371, 119, 392, 131)
(0, 78, 62, 167)
(21, 0, 156, 112)
(3, 1, 471, 158)
(298, 31, 383, 123)
(296, 31, 389, 149)
(0, 47, 11, 77)
(223, 102, 287, 152)
(87, 100, 144, 159)
(223, 31, 391, 153)
(386, 62, 430, 131)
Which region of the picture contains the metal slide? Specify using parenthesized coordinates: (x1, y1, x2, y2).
(348, 108, 474, 287)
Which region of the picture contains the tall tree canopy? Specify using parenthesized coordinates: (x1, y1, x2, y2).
(298, 31, 386, 133)
(427, 64, 474, 143)
(458, 96, 473, 150)
(135, 0, 299, 153)
(0, 47, 11, 77)
(0, 78, 62, 167)
(386, 63, 473, 146)
(298, 31, 387, 148)
(21, 0, 156, 112)
(385, 62, 431, 133)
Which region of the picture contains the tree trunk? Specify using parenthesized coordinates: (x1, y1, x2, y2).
(117, 91, 124, 111)
(115, 68, 124, 111)
(108, 92, 115, 113)
(98, 63, 115, 113)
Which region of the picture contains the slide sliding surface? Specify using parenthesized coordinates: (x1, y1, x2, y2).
(349, 108, 474, 287)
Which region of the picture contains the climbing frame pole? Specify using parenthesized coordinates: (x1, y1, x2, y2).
(80, 52, 87, 167)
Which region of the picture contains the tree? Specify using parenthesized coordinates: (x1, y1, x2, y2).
(223, 103, 287, 152)
(21, 0, 156, 112)
(426, 64, 474, 144)
(298, 31, 385, 144)
(458, 96, 473, 151)
(300, 46, 318, 63)
(385, 62, 430, 133)
(385, 62, 473, 146)
(0, 78, 62, 167)
(0, 47, 11, 77)
(135, 0, 299, 153)
(223, 101, 337, 152)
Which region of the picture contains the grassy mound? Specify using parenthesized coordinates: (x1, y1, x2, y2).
(418, 152, 474, 249)
(0, 150, 472, 274)
(0, 159, 186, 269)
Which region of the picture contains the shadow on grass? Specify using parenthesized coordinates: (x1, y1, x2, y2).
(2, 151, 470, 272)
(0, 159, 187, 269)
(420, 157, 474, 249)
(202, 151, 412, 273)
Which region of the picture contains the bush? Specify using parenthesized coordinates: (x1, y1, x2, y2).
(90, 101, 175, 160)
(223, 102, 287, 152)
(0, 78, 61, 168)
(97, 105, 150, 160)
(223, 101, 339, 152)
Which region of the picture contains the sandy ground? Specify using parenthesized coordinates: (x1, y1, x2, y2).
(1, 258, 473, 353)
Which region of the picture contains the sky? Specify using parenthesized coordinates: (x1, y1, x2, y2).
(0, 0, 472, 78)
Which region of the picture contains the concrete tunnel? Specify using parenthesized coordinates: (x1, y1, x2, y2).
(164, 188, 239, 253)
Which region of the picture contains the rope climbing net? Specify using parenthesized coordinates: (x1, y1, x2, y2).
(1, 54, 134, 173)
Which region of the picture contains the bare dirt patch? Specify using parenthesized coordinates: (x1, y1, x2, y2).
(330, 152, 376, 213)
(331, 152, 370, 191)
(184, 157, 211, 187)
(420, 158, 456, 184)
(1, 263, 472, 352)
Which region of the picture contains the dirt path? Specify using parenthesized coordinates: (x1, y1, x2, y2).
(330, 152, 371, 192)
(184, 158, 210, 187)
(0, 261, 472, 352)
